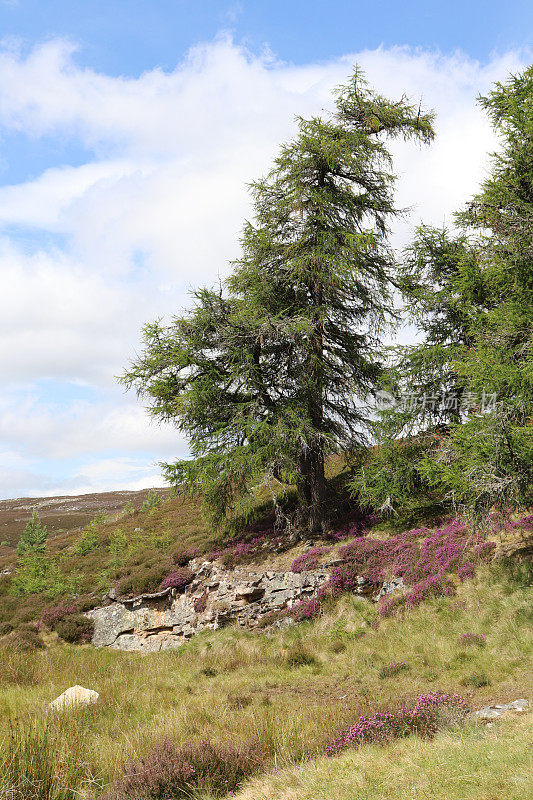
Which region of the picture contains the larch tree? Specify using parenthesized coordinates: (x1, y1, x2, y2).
(120, 68, 434, 534)
(353, 66, 533, 516)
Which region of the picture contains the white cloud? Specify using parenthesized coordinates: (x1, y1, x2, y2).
(0, 37, 529, 497)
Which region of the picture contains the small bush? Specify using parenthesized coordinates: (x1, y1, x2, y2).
(117, 563, 170, 597)
(172, 547, 199, 567)
(200, 667, 218, 678)
(290, 546, 330, 573)
(227, 692, 252, 709)
(0, 621, 14, 637)
(159, 567, 194, 592)
(1, 625, 44, 651)
(285, 645, 318, 669)
(378, 661, 411, 679)
(326, 692, 469, 757)
(461, 671, 490, 688)
(458, 633, 486, 648)
(74, 526, 100, 555)
(103, 736, 264, 799)
(193, 594, 207, 613)
(55, 614, 94, 644)
(141, 489, 163, 513)
(255, 610, 283, 629)
(41, 600, 77, 630)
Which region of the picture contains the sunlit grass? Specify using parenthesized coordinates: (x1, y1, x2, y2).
(0, 569, 531, 797)
(233, 711, 533, 800)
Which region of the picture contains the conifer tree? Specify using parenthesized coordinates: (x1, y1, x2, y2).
(354, 66, 532, 515)
(120, 69, 434, 533)
(424, 66, 533, 512)
(16, 511, 48, 556)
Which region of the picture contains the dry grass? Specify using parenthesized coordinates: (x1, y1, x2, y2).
(0, 569, 531, 798)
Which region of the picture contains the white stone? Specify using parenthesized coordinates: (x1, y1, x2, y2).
(48, 685, 100, 711)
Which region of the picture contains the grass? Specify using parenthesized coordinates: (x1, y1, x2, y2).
(233, 710, 533, 800)
(0, 569, 531, 798)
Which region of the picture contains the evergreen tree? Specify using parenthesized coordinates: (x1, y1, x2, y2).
(120, 69, 434, 534)
(16, 511, 48, 556)
(423, 66, 533, 513)
(356, 66, 532, 516)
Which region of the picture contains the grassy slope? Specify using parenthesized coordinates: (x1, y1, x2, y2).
(235, 711, 532, 800)
(0, 569, 531, 797)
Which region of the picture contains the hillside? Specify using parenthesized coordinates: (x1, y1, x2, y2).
(0, 488, 531, 799)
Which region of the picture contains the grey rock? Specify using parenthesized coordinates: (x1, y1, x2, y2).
(475, 699, 529, 721)
(90, 562, 349, 652)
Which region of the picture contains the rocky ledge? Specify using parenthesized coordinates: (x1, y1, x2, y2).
(89, 558, 399, 652)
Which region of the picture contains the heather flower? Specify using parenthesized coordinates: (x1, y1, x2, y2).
(158, 567, 194, 592)
(325, 692, 469, 757)
(41, 600, 77, 630)
(290, 546, 330, 573)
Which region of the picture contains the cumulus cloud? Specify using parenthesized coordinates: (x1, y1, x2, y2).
(0, 36, 529, 497)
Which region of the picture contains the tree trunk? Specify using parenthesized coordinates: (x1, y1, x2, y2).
(297, 269, 327, 536)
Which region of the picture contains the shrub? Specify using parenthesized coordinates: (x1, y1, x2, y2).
(227, 692, 252, 709)
(378, 661, 411, 679)
(141, 489, 163, 512)
(11, 552, 71, 598)
(290, 546, 330, 573)
(1, 625, 44, 651)
(193, 594, 207, 613)
(16, 511, 48, 556)
(285, 645, 318, 668)
(255, 610, 283, 629)
(117, 563, 170, 597)
(0, 621, 13, 637)
(55, 614, 94, 644)
(159, 567, 194, 592)
(201, 667, 218, 677)
(103, 736, 264, 799)
(41, 600, 77, 630)
(458, 633, 486, 648)
(325, 692, 469, 757)
(74, 525, 100, 555)
(461, 670, 490, 688)
(172, 547, 199, 567)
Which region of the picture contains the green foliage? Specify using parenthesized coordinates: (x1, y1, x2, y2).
(73, 524, 100, 555)
(366, 65, 533, 517)
(11, 552, 71, 598)
(121, 67, 434, 534)
(108, 528, 127, 575)
(16, 511, 48, 556)
(141, 488, 163, 512)
(350, 436, 437, 512)
(460, 670, 490, 688)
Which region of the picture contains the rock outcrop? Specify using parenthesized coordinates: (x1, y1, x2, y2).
(90, 560, 339, 652)
(88, 558, 404, 652)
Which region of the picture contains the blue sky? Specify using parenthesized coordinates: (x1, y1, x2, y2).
(0, 0, 531, 499)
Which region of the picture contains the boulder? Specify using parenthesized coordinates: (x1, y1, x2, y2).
(49, 685, 100, 711)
